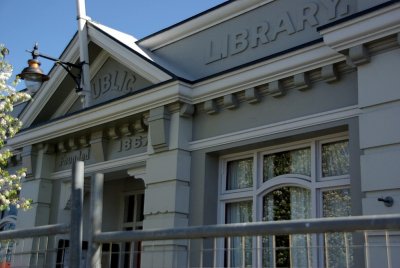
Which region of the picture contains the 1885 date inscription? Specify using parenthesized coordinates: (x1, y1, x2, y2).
(118, 135, 147, 152)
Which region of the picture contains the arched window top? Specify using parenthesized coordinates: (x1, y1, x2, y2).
(256, 175, 311, 196)
(263, 147, 311, 182)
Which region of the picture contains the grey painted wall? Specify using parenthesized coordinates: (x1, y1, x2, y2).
(193, 70, 357, 140)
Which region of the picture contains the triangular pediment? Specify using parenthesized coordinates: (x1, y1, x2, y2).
(89, 56, 153, 107)
(19, 21, 173, 128)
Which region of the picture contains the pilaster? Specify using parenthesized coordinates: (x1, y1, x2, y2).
(142, 103, 193, 268)
(357, 47, 400, 215)
(17, 144, 55, 229)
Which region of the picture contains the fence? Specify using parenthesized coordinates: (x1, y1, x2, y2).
(0, 215, 399, 267)
(0, 224, 69, 267)
(0, 161, 399, 267)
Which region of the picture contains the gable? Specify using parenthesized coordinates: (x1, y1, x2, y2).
(89, 57, 153, 106)
(20, 24, 172, 128)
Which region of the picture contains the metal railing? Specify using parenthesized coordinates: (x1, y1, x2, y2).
(92, 214, 400, 268)
(1, 162, 399, 267)
(1, 215, 399, 267)
(0, 224, 69, 267)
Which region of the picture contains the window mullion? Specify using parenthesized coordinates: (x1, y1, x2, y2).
(311, 141, 318, 218)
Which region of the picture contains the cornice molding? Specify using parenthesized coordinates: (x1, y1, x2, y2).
(9, 82, 191, 149)
(189, 106, 360, 151)
(320, 2, 400, 51)
(191, 42, 345, 103)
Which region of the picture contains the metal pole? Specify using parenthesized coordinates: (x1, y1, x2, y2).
(71, 161, 84, 268)
(88, 173, 104, 268)
(76, 0, 91, 107)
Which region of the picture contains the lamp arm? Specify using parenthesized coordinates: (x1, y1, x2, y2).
(26, 49, 85, 69)
(56, 62, 83, 92)
(23, 44, 88, 94)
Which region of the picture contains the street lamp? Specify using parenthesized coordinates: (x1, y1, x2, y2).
(18, 43, 84, 93)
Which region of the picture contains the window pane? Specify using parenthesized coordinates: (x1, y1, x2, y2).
(262, 187, 311, 267)
(322, 140, 349, 177)
(136, 194, 144, 222)
(226, 201, 252, 267)
(226, 158, 253, 190)
(124, 195, 135, 223)
(226, 201, 252, 224)
(323, 189, 353, 268)
(263, 147, 311, 181)
(322, 188, 351, 217)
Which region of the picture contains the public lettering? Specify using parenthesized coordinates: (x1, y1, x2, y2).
(205, 0, 350, 64)
(91, 70, 137, 99)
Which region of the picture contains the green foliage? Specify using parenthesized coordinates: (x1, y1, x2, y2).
(0, 44, 32, 211)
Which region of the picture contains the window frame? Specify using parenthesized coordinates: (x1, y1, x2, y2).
(218, 132, 351, 267)
(120, 190, 145, 268)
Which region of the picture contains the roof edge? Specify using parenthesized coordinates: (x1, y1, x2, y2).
(138, 0, 273, 50)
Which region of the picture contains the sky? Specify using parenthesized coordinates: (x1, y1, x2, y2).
(1, 0, 227, 90)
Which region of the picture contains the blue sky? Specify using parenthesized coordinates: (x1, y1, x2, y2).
(1, 0, 226, 90)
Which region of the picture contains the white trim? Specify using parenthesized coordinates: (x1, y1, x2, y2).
(189, 106, 359, 151)
(138, 0, 274, 50)
(255, 177, 312, 197)
(51, 90, 80, 120)
(88, 25, 172, 83)
(127, 166, 146, 180)
(88, 50, 109, 77)
(320, 2, 400, 51)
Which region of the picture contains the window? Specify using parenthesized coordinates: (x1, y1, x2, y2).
(219, 134, 351, 267)
(121, 192, 144, 268)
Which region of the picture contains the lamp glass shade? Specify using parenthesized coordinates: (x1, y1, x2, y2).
(20, 72, 44, 82)
(18, 59, 49, 92)
(24, 80, 43, 92)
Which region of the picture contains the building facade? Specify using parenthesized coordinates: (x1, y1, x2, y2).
(8, 0, 400, 267)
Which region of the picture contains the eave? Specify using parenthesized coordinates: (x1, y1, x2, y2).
(9, 80, 191, 149)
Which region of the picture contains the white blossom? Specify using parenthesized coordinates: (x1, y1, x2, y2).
(0, 44, 32, 211)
